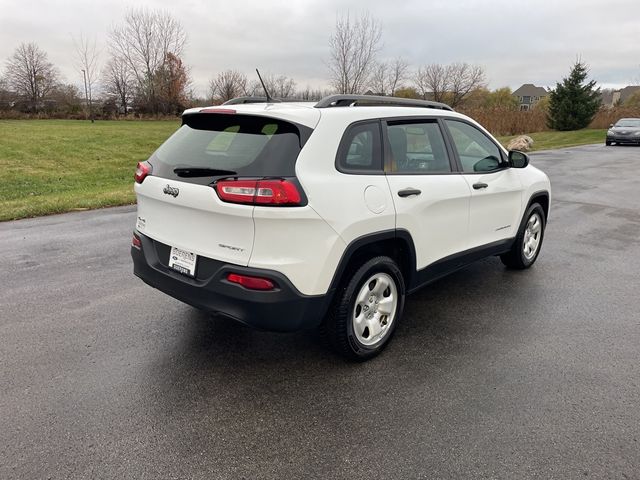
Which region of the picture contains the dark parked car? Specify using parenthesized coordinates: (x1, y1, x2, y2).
(606, 118, 640, 146)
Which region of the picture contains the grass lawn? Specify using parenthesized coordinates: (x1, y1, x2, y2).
(0, 120, 607, 222)
(0, 119, 179, 221)
(497, 129, 606, 151)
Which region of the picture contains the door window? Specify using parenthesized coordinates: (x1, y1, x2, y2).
(445, 120, 504, 173)
(386, 121, 451, 174)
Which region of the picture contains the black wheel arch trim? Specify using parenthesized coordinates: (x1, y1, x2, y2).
(526, 190, 550, 220)
(326, 229, 417, 297)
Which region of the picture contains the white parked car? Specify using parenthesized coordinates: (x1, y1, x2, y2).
(131, 95, 550, 360)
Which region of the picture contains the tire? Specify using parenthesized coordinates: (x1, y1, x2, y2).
(322, 256, 405, 360)
(500, 203, 546, 270)
(605, 140, 612, 146)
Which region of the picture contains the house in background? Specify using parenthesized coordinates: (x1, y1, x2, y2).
(512, 84, 548, 110)
(600, 86, 640, 108)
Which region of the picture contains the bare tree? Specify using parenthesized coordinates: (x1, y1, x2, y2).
(73, 34, 100, 121)
(49, 83, 83, 115)
(413, 64, 449, 103)
(247, 80, 263, 97)
(369, 62, 389, 95)
(208, 70, 248, 103)
(263, 74, 296, 98)
(0, 76, 9, 100)
(298, 86, 312, 100)
(413, 62, 485, 107)
(5, 42, 58, 112)
(297, 86, 333, 101)
(328, 12, 382, 94)
(102, 56, 133, 114)
(447, 63, 486, 108)
(109, 8, 187, 113)
(246, 74, 296, 98)
(388, 57, 409, 96)
(370, 57, 408, 95)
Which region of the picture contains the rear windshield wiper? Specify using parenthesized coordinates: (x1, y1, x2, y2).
(173, 167, 237, 178)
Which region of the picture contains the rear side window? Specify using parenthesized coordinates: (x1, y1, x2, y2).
(336, 121, 382, 173)
(150, 114, 310, 184)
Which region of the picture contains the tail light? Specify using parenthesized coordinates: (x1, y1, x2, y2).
(227, 273, 276, 291)
(135, 161, 152, 184)
(214, 179, 302, 206)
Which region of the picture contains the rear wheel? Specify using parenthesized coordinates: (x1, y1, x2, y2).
(500, 203, 546, 269)
(323, 256, 405, 360)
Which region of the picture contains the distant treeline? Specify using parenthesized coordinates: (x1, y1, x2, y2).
(1, 9, 638, 135)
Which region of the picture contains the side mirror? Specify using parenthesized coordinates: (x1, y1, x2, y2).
(473, 156, 501, 172)
(509, 150, 529, 168)
(609, 123, 614, 128)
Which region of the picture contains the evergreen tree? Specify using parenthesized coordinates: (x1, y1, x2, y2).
(547, 61, 601, 131)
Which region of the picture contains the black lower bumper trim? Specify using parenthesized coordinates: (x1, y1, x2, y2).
(131, 232, 331, 332)
(608, 136, 640, 144)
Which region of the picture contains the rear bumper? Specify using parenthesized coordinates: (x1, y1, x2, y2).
(131, 232, 331, 332)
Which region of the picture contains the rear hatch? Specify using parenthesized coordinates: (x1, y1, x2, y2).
(135, 110, 313, 267)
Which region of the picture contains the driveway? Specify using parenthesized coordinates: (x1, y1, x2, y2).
(1, 144, 639, 479)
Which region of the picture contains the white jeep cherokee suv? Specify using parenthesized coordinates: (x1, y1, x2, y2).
(131, 95, 550, 360)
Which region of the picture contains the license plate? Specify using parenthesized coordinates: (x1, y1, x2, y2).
(168, 246, 197, 277)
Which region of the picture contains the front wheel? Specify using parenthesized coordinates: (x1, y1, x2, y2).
(605, 140, 612, 146)
(322, 256, 405, 360)
(501, 203, 546, 269)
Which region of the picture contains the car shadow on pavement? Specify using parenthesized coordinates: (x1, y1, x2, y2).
(149, 256, 541, 383)
(138, 255, 550, 476)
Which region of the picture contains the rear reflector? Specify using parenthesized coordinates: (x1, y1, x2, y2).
(134, 161, 152, 184)
(215, 179, 302, 206)
(227, 273, 276, 291)
(132, 233, 142, 250)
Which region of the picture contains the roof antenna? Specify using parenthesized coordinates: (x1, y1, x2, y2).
(256, 69, 273, 103)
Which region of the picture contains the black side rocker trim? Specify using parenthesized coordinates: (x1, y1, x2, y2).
(409, 238, 514, 294)
(324, 229, 515, 297)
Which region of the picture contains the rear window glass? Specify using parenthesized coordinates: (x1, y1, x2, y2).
(150, 114, 309, 183)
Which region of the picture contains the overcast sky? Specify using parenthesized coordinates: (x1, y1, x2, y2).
(1, 0, 638, 97)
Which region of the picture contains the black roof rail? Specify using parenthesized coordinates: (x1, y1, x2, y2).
(223, 96, 282, 105)
(314, 94, 454, 111)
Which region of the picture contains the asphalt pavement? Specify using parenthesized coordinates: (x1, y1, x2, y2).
(1, 143, 639, 479)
